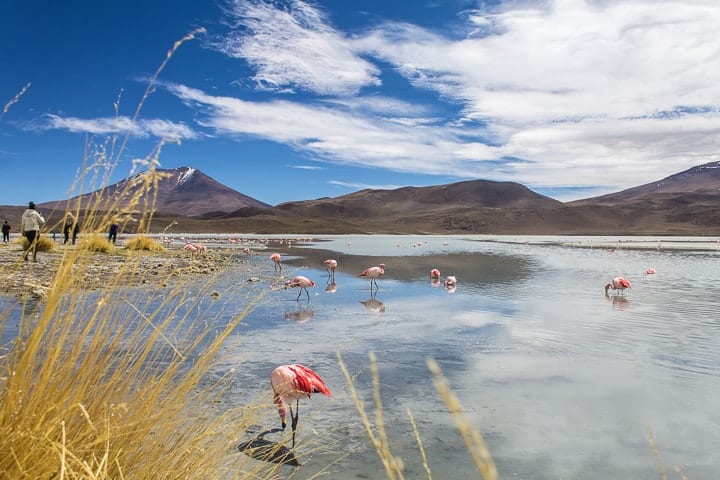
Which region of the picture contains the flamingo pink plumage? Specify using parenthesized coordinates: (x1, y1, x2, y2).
(430, 268, 441, 279)
(359, 263, 385, 290)
(444, 275, 457, 287)
(270, 253, 282, 272)
(184, 243, 198, 258)
(323, 259, 338, 277)
(271, 364, 331, 448)
(284, 275, 316, 301)
(605, 276, 632, 294)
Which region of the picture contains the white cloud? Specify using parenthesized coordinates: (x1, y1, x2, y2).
(289, 164, 324, 170)
(329, 180, 405, 191)
(43, 114, 199, 140)
(202, 0, 720, 198)
(218, 0, 381, 96)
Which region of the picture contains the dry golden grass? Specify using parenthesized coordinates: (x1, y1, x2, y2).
(123, 236, 164, 252)
(17, 235, 55, 253)
(77, 235, 115, 253)
(0, 241, 269, 478)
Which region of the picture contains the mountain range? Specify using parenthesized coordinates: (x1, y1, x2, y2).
(1, 163, 718, 235)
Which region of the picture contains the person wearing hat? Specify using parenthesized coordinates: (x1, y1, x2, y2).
(21, 201, 45, 261)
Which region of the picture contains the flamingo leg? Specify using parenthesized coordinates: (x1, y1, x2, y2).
(291, 399, 300, 449)
(296, 289, 302, 301)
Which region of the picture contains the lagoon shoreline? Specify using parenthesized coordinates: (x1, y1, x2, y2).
(0, 239, 264, 300)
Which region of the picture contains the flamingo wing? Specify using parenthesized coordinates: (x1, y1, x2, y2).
(288, 364, 331, 397)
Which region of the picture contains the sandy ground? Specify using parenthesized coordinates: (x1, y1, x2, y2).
(0, 239, 256, 300)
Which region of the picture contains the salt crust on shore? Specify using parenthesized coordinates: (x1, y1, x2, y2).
(0, 241, 258, 300)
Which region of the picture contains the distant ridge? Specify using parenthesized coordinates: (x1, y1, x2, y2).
(570, 161, 720, 205)
(1, 161, 717, 235)
(39, 167, 270, 216)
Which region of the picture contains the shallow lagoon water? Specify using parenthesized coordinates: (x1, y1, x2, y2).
(4, 235, 719, 478)
(209, 235, 720, 479)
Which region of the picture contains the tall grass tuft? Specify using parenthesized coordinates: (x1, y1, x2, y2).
(77, 235, 114, 253)
(124, 236, 164, 252)
(17, 235, 55, 253)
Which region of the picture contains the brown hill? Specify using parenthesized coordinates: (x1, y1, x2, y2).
(38, 167, 270, 216)
(570, 161, 720, 205)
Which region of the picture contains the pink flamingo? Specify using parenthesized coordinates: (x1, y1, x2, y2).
(284, 275, 316, 301)
(243, 246, 250, 254)
(194, 243, 206, 254)
(646, 268, 656, 274)
(605, 276, 632, 294)
(430, 268, 441, 279)
(359, 263, 385, 290)
(184, 243, 198, 258)
(444, 275, 457, 287)
(271, 364, 331, 448)
(270, 253, 282, 272)
(323, 259, 338, 277)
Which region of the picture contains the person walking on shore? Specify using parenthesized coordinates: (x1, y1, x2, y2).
(21, 201, 45, 262)
(2, 220, 10, 243)
(108, 222, 119, 244)
(63, 220, 72, 244)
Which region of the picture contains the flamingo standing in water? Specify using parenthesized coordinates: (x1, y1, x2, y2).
(271, 364, 331, 448)
(284, 275, 316, 301)
(359, 263, 385, 290)
(323, 259, 338, 278)
(605, 276, 632, 294)
(430, 268, 441, 279)
(444, 275, 457, 287)
(270, 253, 282, 272)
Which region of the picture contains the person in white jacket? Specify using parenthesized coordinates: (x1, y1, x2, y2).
(21, 201, 45, 262)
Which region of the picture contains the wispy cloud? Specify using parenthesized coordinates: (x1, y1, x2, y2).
(329, 180, 404, 191)
(40, 115, 199, 140)
(288, 164, 324, 170)
(218, 0, 380, 96)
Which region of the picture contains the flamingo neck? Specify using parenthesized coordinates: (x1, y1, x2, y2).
(274, 393, 288, 428)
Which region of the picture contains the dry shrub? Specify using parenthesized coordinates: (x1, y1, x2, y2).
(124, 236, 164, 252)
(17, 234, 55, 252)
(77, 234, 114, 253)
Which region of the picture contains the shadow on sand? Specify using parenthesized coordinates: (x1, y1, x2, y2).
(237, 428, 301, 466)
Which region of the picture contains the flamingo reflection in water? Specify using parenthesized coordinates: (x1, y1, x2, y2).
(285, 307, 315, 324)
(360, 289, 385, 313)
(605, 292, 630, 310)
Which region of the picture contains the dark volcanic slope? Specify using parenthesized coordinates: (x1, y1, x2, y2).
(39, 167, 270, 216)
(570, 161, 720, 205)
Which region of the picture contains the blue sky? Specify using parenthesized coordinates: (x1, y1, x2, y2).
(2, 0, 719, 207)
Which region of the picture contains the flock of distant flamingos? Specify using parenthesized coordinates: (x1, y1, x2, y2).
(177, 240, 647, 453)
